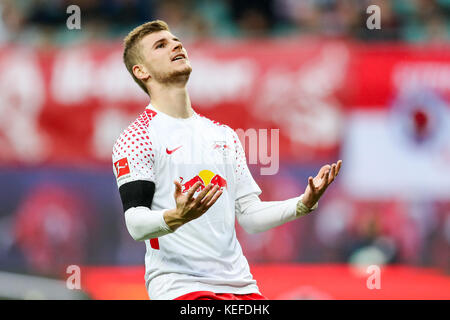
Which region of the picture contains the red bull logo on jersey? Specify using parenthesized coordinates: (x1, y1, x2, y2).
(180, 170, 227, 193)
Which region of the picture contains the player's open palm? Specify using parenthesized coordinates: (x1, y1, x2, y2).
(173, 181, 223, 223)
(302, 160, 342, 209)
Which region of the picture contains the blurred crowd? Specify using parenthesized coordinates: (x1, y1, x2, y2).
(1, 0, 450, 45)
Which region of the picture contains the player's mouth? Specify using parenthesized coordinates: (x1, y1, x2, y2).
(171, 53, 187, 62)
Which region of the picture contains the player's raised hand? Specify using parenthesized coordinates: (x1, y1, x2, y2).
(164, 180, 223, 231)
(301, 160, 342, 209)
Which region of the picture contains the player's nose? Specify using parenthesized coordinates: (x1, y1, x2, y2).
(172, 41, 183, 52)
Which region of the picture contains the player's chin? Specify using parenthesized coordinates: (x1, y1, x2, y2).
(173, 64, 192, 76)
(179, 60, 192, 70)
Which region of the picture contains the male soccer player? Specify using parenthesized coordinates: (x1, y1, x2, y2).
(112, 20, 342, 300)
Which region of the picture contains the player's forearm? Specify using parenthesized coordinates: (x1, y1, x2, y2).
(125, 206, 173, 241)
(236, 193, 317, 234)
(163, 208, 188, 231)
(236, 195, 298, 234)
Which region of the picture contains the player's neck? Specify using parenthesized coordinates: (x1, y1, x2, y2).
(149, 83, 193, 119)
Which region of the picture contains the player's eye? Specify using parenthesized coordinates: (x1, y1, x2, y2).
(156, 42, 165, 49)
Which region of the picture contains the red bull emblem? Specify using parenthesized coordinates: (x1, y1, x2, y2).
(180, 170, 227, 193)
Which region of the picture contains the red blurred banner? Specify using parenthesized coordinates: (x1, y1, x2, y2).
(0, 40, 449, 165)
(80, 264, 450, 300)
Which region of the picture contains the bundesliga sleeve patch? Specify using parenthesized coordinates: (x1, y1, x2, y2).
(114, 158, 131, 179)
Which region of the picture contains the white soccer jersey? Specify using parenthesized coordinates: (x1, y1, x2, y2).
(112, 104, 262, 300)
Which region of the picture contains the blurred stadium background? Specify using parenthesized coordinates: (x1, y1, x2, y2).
(0, 0, 450, 299)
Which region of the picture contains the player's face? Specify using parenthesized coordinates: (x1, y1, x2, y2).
(139, 30, 192, 83)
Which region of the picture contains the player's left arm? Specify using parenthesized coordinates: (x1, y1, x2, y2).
(230, 125, 342, 233)
(235, 160, 342, 234)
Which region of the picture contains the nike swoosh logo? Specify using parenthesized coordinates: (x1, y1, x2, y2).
(166, 145, 182, 154)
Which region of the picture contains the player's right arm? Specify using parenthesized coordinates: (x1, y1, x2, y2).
(112, 127, 168, 241)
(162, 181, 223, 231)
(121, 183, 222, 241)
(118, 181, 222, 242)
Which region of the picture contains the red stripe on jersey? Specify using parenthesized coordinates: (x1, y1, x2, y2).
(150, 238, 159, 250)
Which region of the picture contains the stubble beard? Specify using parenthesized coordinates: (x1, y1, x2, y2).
(153, 64, 192, 85)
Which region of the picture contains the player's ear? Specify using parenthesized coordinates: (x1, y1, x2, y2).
(132, 64, 151, 81)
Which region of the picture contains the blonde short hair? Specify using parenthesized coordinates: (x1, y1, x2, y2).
(123, 20, 170, 95)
